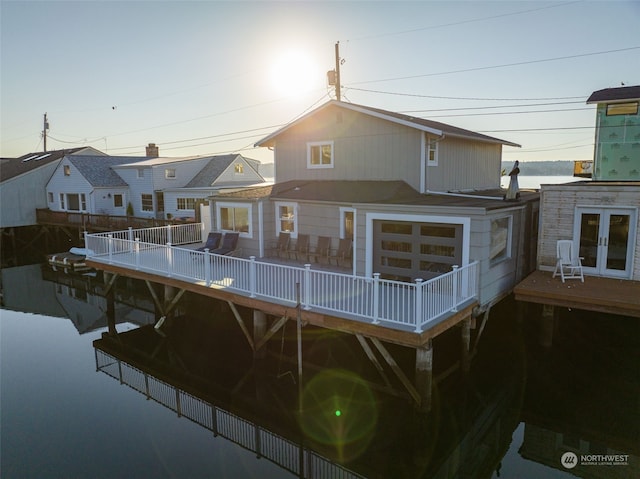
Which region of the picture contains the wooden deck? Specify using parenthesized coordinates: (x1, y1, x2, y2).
(514, 270, 640, 318)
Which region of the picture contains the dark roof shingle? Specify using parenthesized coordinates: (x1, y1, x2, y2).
(586, 85, 640, 104)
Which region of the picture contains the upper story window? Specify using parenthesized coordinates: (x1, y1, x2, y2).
(606, 102, 638, 116)
(425, 136, 438, 167)
(63, 165, 71, 176)
(234, 163, 244, 174)
(137, 168, 144, 178)
(307, 141, 334, 169)
(165, 168, 176, 179)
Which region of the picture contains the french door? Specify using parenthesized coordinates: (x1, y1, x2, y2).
(574, 207, 636, 279)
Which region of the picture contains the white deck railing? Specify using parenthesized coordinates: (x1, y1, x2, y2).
(85, 225, 478, 333)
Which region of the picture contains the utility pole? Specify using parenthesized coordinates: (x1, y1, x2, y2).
(334, 41, 341, 101)
(43, 113, 50, 152)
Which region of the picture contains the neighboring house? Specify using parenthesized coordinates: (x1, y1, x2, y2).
(586, 85, 640, 180)
(45, 155, 147, 216)
(210, 100, 539, 307)
(537, 85, 640, 280)
(0, 147, 105, 228)
(113, 154, 264, 220)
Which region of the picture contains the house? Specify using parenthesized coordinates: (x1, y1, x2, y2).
(0, 147, 105, 228)
(45, 152, 265, 220)
(45, 155, 148, 216)
(209, 100, 539, 307)
(112, 154, 264, 220)
(536, 85, 640, 281)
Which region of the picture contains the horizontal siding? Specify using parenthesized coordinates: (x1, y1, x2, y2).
(0, 164, 59, 227)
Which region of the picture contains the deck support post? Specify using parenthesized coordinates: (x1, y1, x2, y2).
(106, 287, 116, 336)
(415, 339, 433, 412)
(253, 310, 267, 359)
(164, 285, 177, 321)
(539, 304, 556, 348)
(461, 317, 471, 373)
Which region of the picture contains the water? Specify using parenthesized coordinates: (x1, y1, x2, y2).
(500, 175, 577, 190)
(1, 264, 638, 478)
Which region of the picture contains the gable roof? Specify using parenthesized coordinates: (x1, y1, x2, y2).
(185, 154, 263, 188)
(255, 100, 520, 148)
(0, 147, 98, 183)
(587, 85, 640, 104)
(67, 155, 148, 187)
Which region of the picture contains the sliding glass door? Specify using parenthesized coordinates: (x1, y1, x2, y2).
(575, 207, 636, 278)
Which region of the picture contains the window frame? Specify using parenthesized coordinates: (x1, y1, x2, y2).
(141, 193, 154, 212)
(176, 197, 197, 211)
(425, 135, 439, 167)
(48, 192, 54, 203)
(340, 207, 355, 240)
(113, 194, 124, 208)
(306, 141, 334, 169)
(137, 168, 144, 179)
(216, 201, 253, 238)
(606, 102, 639, 116)
(63, 165, 71, 176)
(275, 201, 298, 238)
(165, 168, 176, 179)
(234, 163, 244, 174)
(489, 215, 513, 266)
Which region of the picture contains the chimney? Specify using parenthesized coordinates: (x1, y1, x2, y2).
(146, 143, 159, 157)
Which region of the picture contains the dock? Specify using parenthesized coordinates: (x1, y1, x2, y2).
(514, 270, 640, 319)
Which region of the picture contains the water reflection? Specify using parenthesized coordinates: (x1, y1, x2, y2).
(1, 264, 638, 478)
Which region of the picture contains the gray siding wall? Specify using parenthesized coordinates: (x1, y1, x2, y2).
(151, 158, 209, 189)
(0, 162, 59, 227)
(427, 138, 502, 192)
(539, 184, 640, 280)
(113, 167, 155, 217)
(274, 106, 423, 190)
(214, 158, 264, 186)
(46, 159, 94, 211)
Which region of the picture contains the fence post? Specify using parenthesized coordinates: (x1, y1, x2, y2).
(372, 273, 380, 324)
(414, 278, 424, 333)
(303, 264, 312, 310)
(451, 265, 459, 312)
(167, 225, 172, 245)
(166, 242, 173, 277)
(135, 238, 140, 270)
(249, 256, 257, 298)
(128, 227, 134, 253)
(202, 249, 210, 286)
(108, 234, 113, 264)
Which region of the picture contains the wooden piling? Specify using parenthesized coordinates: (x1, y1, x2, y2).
(415, 339, 433, 412)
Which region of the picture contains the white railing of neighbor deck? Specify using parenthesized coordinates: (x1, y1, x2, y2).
(85, 227, 478, 333)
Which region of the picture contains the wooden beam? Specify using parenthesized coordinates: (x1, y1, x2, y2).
(102, 272, 120, 296)
(145, 280, 164, 316)
(255, 315, 289, 352)
(355, 334, 392, 388)
(164, 288, 186, 317)
(370, 338, 421, 405)
(227, 301, 254, 351)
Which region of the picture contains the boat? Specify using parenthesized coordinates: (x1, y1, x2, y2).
(47, 247, 93, 272)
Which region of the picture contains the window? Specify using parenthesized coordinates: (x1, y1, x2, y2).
(113, 194, 123, 208)
(340, 207, 355, 239)
(63, 165, 71, 176)
(141, 194, 153, 211)
(177, 198, 197, 210)
(234, 163, 244, 174)
(165, 168, 176, 179)
(606, 102, 638, 116)
(425, 135, 438, 167)
(80, 193, 86, 211)
(307, 141, 334, 168)
(218, 203, 252, 236)
(48, 192, 54, 203)
(490, 216, 512, 265)
(67, 194, 80, 211)
(137, 168, 144, 179)
(276, 202, 297, 238)
(59, 193, 65, 209)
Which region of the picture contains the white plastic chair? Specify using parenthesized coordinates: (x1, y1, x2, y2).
(552, 240, 584, 282)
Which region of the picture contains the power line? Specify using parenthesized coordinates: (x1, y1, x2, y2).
(417, 107, 593, 118)
(345, 87, 587, 102)
(350, 46, 640, 85)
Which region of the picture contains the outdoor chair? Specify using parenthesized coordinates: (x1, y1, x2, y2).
(211, 232, 240, 256)
(195, 232, 222, 252)
(552, 239, 584, 283)
(290, 233, 310, 262)
(330, 238, 353, 267)
(310, 236, 331, 264)
(270, 232, 290, 258)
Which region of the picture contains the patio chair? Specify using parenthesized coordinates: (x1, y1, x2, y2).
(330, 238, 353, 267)
(290, 233, 310, 262)
(195, 232, 222, 252)
(310, 236, 331, 264)
(270, 232, 290, 258)
(552, 240, 584, 283)
(211, 232, 240, 256)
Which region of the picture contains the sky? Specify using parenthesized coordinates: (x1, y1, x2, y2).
(1, 0, 639, 169)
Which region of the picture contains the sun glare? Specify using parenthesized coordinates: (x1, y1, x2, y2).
(270, 49, 318, 97)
